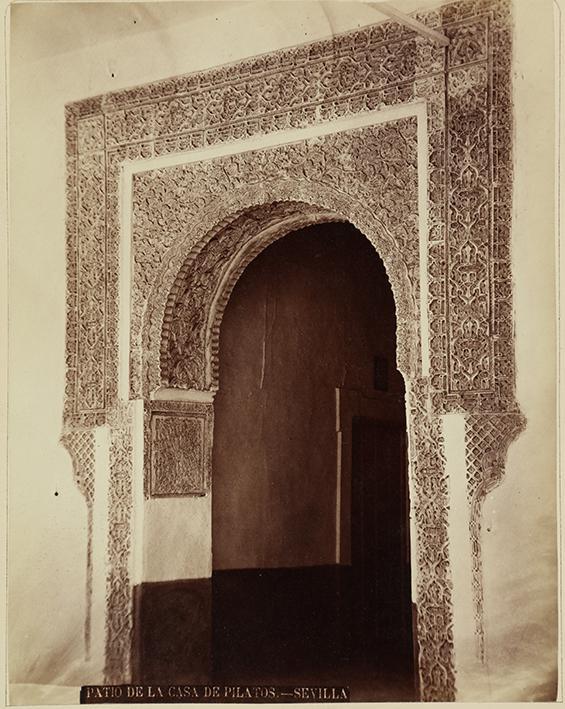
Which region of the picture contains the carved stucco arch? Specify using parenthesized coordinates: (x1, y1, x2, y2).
(139, 178, 421, 399)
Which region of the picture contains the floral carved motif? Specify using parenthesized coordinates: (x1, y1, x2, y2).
(104, 403, 134, 684)
(408, 380, 456, 700)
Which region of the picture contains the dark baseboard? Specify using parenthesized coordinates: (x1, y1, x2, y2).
(131, 565, 414, 687)
(212, 565, 352, 680)
(132, 578, 211, 685)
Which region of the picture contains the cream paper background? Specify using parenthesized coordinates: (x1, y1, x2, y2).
(4, 0, 562, 704)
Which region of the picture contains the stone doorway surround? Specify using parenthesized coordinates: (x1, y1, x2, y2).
(61, 0, 524, 700)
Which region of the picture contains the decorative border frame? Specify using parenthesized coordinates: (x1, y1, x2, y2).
(64, 0, 515, 427)
(62, 0, 523, 700)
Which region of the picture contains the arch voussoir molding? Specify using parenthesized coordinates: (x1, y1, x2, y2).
(157, 203, 346, 393)
(63, 0, 523, 699)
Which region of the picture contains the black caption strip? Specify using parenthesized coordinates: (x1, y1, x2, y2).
(81, 685, 350, 703)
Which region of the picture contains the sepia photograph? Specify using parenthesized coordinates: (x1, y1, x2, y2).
(5, 0, 561, 704)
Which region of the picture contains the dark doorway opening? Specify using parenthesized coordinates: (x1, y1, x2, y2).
(350, 417, 414, 672)
(211, 222, 416, 700)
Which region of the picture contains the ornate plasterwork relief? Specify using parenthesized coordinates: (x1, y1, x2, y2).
(408, 379, 455, 698)
(65, 0, 514, 426)
(63, 0, 517, 700)
(144, 400, 213, 497)
(103, 402, 134, 684)
(134, 119, 421, 396)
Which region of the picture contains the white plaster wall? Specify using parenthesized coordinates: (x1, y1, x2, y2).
(143, 498, 212, 581)
(474, 0, 558, 700)
(7, 0, 558, 703)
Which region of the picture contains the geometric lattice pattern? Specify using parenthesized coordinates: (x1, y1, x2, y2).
(60, 429, 96, 656)
(61, 429, 95, 504)
(466, 412, 526, 503)
(465, 412, 526, 661)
